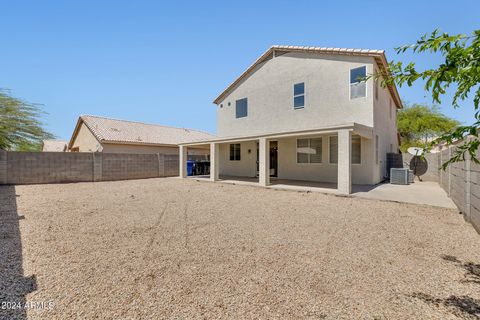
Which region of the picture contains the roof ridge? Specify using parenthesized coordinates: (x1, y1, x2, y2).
(80, 114, 213, 135)
(270, 45, 385, 54)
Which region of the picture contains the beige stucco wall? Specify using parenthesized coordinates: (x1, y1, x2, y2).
(216, 52, 375, 137)
(372, 62, 400, 181)
(218, 141, 257, 177)
(71, 123, 103, 152)
(103, 143, 209, 155)
(101, 143, 179, 154)
(217, 134, 375, 185)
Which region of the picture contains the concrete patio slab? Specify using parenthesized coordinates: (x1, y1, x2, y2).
(185, 176, 457, 209)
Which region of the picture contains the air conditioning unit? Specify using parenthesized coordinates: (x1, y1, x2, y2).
(390, 168, 410, 185)
(408, 170, 414, 183)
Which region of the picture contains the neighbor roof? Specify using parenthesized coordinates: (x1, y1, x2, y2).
(213, 45, 403, 109)
(68, 115, 215, 149)
(42, 140, 68, 152)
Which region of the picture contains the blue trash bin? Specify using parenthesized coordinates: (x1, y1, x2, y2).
(186, 160, 195, 176)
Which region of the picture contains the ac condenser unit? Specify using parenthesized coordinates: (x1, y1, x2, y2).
(390, 168, 410, 185)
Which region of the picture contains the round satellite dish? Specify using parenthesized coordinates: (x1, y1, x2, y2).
(410, 156, 428, 177)
(407, 147, 424, 156)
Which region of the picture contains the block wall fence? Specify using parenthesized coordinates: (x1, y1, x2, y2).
(0, 151, 179, 185)
(402, 141, 480, 234)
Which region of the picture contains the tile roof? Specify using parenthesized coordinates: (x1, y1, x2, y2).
(42, 140, 68, 152)
(213, 45, 402, 108)
(76, 115, 215, 146)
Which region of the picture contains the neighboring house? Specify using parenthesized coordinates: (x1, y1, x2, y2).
(41, 140, 68, 152)
(68, 115, 215, 155)
(179, 46, 402, 194)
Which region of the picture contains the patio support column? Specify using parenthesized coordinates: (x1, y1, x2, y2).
(179, 145, 187, 178)
(337, 129, 352, 194)
(259, 137, 270, 187)
(210, 143, 219, 181)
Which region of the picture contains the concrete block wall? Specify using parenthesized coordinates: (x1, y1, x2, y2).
(101, 153, 160, 181)
(0, 151, 179, 185)
(0, 150, 7, 184)
(5, 152, 93, 184)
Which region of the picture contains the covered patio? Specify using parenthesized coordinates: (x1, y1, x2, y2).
(179, 123, 375, 194)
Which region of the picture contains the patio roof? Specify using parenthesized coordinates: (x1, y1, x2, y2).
(179, 122, 373, 146)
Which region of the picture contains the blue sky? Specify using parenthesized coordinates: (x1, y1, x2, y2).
(1, 0, 479, 140)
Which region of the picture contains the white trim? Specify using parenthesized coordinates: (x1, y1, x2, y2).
(229, 143, 241, 161)
(351, 134, 362, 165)
(295, 137, 323, 165)
(293, 82, 306, 109)
(328, 135, 338, 165)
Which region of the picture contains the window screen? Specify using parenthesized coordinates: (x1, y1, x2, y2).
(235, 98, 248, 118)
(296, 139, 309, 163)
(297, 138, 322, 163)
(293, 82, 305, 109)
(350, 66, 366, 99)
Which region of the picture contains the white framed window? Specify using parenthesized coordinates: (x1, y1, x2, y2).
(329, 135, 361, 164)
(350, 66, 367, 99)
(329, 136, 338, 164)
(297, 138, 322, 163)
(293, 82, 305, 109)
(229, 143, 241, 161)
(352, 135, 361, 165)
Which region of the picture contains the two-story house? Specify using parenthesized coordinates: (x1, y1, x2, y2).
(179, 46, 402, 194)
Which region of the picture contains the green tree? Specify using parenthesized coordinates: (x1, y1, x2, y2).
(0, 89, 54, 151)
(378, 29, 480, 169)
(397, 103, 460, 152)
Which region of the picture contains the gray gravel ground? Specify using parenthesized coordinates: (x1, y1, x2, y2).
(1, 177, 480, 319)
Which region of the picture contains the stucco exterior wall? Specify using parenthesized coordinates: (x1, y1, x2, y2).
(216, 52, 375, 137)
(218, 141, 257, 177)
(216, 134, 375, 185)
(277, 135, 374, 185)
(372, 62, 400, 181)
(71, 123, 103, 152)
(101, 143, 180, 154)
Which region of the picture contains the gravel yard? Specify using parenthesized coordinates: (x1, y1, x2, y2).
(1, 177, 480, 319)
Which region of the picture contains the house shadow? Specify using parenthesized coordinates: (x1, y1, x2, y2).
(411, 255, 480, 319)
(0, 185, 37, 320)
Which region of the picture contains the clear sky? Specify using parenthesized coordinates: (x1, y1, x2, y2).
(1, 0, 479, 140)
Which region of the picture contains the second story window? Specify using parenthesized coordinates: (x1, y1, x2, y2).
(350, 66, 366, 99)
(236, 98, 248, 118)
(293, 82, 305, 109)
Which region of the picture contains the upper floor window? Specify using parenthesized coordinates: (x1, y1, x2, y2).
(297, 138, 322, 163)
(235, 98, 248, 118)
(229, 143, 241, 161)
(293, 82, 305, 109)
(350, 66, 366, 99)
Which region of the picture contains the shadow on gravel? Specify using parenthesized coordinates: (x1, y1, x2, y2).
(0, 185, 37, 320)
(411, 254, 480, 319)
